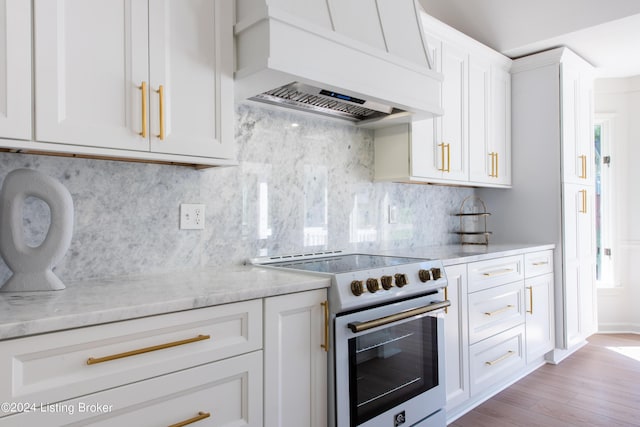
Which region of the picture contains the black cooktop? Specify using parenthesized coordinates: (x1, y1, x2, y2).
(267, 254, 426, 274)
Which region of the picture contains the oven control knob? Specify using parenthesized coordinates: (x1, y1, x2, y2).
(418, 269, 432, 282)
(381, 275, 393, 290)
(366, 278, 380, 293)
(350, 280, 364, 296)
(394, 273, 409, 287)
(431, 268, 442, 280)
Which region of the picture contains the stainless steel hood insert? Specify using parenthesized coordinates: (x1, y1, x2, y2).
(251, 82, 399, 122)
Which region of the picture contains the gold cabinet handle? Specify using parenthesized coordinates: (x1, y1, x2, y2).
(156, 85, 165, 140)
(485, 350, 515, 366)
(579, 155, 587, 179)
(444, 286, 449, 314)
(527, 286, 533, 314)
(86, 334, 210, 365)
(321, 301, 329, 352)
(438, 143, 446, 172)
(484, 304, 514, 316)
(168, 411, 211, 427)
(495, 152, 499, 178)
(489, 152, 495, 177)
(579, 189, 587, 214)
(138, 81, 148, 138)
(482, 268, 514, 277)
(532, 261, 549, 266)
(446, 143, 451, 172)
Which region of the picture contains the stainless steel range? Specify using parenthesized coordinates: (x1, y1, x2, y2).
(253, 251, 450, 427)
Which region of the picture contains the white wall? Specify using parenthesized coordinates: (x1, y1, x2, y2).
(594, 76, 640, 332)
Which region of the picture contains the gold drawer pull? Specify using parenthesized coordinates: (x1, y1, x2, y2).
(482, 268, 514, 277)
(484, 305, 514, 316)
(168, 411, 211, 427)
(87, 334, 210, 365)
(532, 261, 549, 266)
(485, 350, 515, 366)
(527, 286, 533, 314)
(444, 286, 449, 314)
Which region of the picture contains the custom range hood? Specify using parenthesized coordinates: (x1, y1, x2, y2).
(234, 0, 444, 127)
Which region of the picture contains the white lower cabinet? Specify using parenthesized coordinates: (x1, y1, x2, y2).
(446, 250, 554, 422)
(469, 324, 525, 396)
(525, 273, 554, 362)
(264, 289, 328, 427)
(0, 351, 263, 427)
(0, 288, 330, 427)
(443, 264, 469, 410)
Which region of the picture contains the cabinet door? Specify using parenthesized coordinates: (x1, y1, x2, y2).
(443, 264, 469, 411)
(0, 0, 31, 140)
(525, 273, 554, 362)
(561, 63, 593, 184)
(34, 0, 149, 150)
(414, 33, 467, 181)
(148, 0, 234, 159)
(439, 41, 469, 182)
(467, 55, 491, 183)
(562, 183, 596, 348)
(264, 289, 328, 427)
(490, 65, 511, 186)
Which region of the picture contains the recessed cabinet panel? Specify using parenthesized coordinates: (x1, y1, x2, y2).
(34, 0, 149, 151)
(0, 0, 31, 140)
(468, 281, 525, 345)
(148, 0, 234, 159)
(443, 264, 470, 411)
(525, 273, 554, 362)
(468, 56, 490, 183)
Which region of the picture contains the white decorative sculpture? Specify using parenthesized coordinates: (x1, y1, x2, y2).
(0, 169, 74, 292)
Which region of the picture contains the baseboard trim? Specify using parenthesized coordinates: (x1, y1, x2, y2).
(597, 323, 640, 334)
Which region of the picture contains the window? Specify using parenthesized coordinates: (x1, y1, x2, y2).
(594, 117, 615, 287)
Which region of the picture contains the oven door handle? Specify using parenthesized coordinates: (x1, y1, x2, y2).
(347, 300, 451, 333)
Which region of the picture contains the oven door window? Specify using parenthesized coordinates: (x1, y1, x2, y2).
(348, 314, 438, 426)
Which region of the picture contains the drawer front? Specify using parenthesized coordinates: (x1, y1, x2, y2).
(0, 300, 262, 410)
(469, 325, 525, 396)
(524, 250, 554, 278)
(468, 281, 525, 344)
(468, 255, 524, 293)
(0, 350, 263, 427)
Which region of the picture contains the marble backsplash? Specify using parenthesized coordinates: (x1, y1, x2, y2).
(0, 103, 473, 284)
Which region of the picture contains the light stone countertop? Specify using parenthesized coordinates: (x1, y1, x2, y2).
(0, 266, 330, 341)
(0, 243, 553, 341)
(379, 243, 555, 266)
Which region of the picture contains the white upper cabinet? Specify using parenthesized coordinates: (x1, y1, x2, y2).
(34, 0, 148, 151)
(374, 13, 511, 188)
(32, 0, 234, 163)
(561, 61, 594, 184)
(0, 0, 31, 141)
(148, 0, 234, 158)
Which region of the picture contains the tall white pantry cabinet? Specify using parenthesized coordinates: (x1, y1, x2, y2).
(479, 47, 597, 358)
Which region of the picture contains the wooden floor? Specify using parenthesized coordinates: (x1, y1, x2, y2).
(450, 334, 640, 427)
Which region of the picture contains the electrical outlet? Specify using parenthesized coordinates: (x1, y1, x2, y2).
(389, 205, 398, 224)
(180, 204, 205, 230)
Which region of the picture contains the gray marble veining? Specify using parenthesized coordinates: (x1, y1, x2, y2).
(0, 103, 473, 285)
